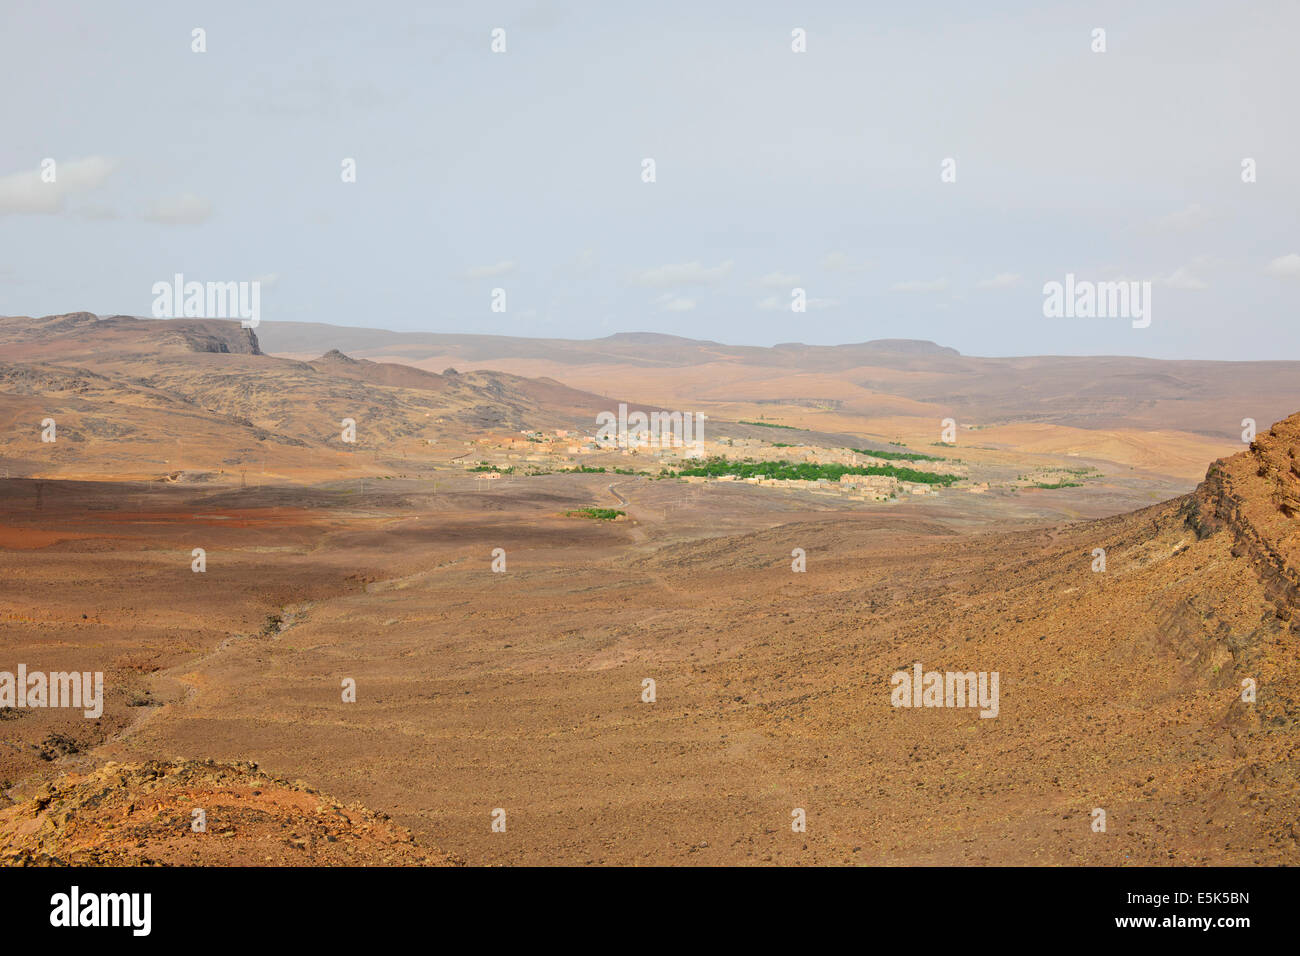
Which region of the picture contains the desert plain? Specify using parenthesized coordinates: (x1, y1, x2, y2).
(2, 312, 1299, 866)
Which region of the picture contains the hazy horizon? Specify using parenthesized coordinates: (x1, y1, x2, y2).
(24, 312, 1300, 366)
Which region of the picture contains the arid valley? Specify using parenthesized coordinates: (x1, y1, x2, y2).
(1, 312, 1298, 866)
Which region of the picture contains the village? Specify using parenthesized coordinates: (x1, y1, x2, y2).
(457, 426, 984, 502)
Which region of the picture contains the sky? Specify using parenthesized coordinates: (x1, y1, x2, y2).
(1, 0, 1297, 359)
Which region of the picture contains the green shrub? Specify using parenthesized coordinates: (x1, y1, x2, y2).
(567, 507, 624, 520)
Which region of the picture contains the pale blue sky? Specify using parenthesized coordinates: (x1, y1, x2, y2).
(1, 0, 1297, 358)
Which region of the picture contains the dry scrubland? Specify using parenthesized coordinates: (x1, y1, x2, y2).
(1, 314, 1298, 865)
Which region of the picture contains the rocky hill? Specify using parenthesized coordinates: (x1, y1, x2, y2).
(1189, 413, 1300, 613)
(0, 759, 461, 866)
(0, 313, 617, 480)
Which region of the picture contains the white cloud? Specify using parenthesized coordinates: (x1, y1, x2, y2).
(660, 296, 696, 312)
(1161, 266, 1208, 289)
(1153, 203, 1212, 231)
(464, 260, 517, 279)
(143, 193, 213, 225)
(890, 278, 949, 293)
(1264, 253, 1300, 279)
(975, 273, 1024, 290)
(255, 273, 281, 288)
(630, 259, 733, 287)
(1096, 262, 1210, 289)
(77, 203, 121, 221)
(758, 271, 800, 288)
(822, 252, 870, 274)
(0, 156, 115, 216)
